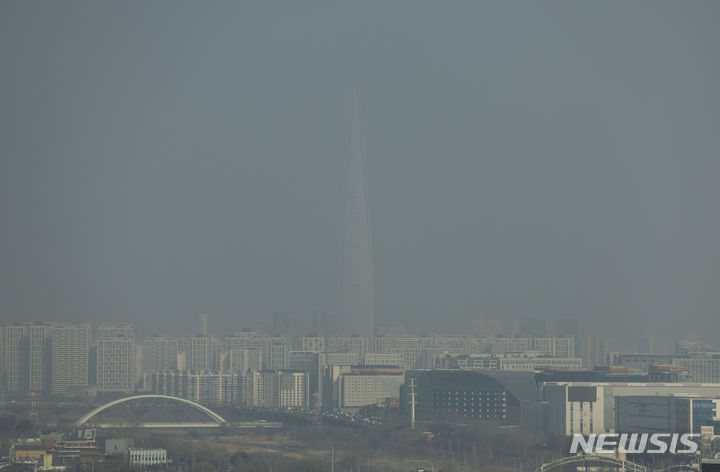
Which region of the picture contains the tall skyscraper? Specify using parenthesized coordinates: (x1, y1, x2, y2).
(337, 91, 375, 349)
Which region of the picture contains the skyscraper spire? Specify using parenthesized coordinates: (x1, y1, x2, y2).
(338, 89, 375, 349)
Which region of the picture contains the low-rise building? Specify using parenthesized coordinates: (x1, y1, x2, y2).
(338, 371, 405, 410)
(403, 370, 539, 423)
(10, 439, 53, 468)
(52, 439, 102, 466)
(616, 395, 720, 435)
(128, 448, 167, 467)
(104, 439, 134, 455)
(539, 382, 720, 436)
(499, 356, 582, 371)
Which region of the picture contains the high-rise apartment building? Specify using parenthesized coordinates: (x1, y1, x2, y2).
(97, 334, 135, 393)
(199, 314, 209, 337)
(0, 324, 6, 387)
(268, 336, 291, 370)
(2, 323, 52, 394)
(533, 336, 575, 358)
(142, 336, 179, 373)
(302, 336, 325, 353)
(512, 318, 546, 337)
(327, 336, 368, 354)
(247, 370, 278, 408)
(226, 332, 289, 370)
(471, 319, 503, 337)
(96, 323, 133, 338)
(28, 324, 52, 393)
(50, 323, 91, 395)
(246, 370, 308, 409)
(178, 336, 221, 371)
(278, 371, 309, 409)
(228, 349, 263, 374)
(4, 323, 30, 393)
(148, 370, 241, 405)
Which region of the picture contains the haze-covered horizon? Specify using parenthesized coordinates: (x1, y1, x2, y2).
(1, 1, 719, 345)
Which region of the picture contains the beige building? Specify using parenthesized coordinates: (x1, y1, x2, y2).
(338, 372, 404, 410)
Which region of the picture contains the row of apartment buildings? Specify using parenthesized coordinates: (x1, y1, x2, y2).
(1, 322, 583, 396)
(1, 323, 91, 395)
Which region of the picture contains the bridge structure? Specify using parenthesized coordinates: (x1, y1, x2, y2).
(535, 455, 647, 472)
(75, 394, 227, 428)
(657, 465, 700, 472)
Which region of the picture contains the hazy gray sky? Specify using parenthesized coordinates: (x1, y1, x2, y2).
(1, 1, 719, 343)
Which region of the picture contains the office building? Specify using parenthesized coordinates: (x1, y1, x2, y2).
(544, 383, 605, 435)
(616, 395, 720, 435)
(540, 382, 720, 436)
(338, 370, 404, 410)
(673, 357, 720, 383)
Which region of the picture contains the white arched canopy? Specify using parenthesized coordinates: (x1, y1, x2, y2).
(75, 394, 227, 426)
(536, 455, 647, 472)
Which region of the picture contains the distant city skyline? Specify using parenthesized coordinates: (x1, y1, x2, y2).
(1, 2, 719, 345)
